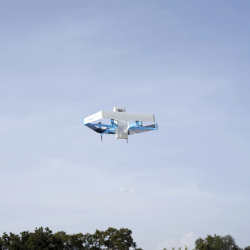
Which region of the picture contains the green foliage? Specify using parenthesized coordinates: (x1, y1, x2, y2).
(195, 234, 241, 250)
(0, 227, 141, 250)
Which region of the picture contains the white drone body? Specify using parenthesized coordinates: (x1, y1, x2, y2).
(84, 107, 158, 141)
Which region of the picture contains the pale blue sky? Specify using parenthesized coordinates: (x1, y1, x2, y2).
(0, 1, 250, 249)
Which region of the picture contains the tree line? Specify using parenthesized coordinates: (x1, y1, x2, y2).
(0, 227, 142, 250)
(0, 227, 249, 250)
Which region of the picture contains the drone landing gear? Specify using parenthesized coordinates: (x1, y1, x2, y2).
(101, 134, 103, 142)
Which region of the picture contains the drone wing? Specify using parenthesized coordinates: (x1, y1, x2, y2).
(128, 123, 158, 135)
(84, 110, 154, 124)
(85, 123, 115, 134)
(102, 111, 154, 122)
(84, 111, 104, 124)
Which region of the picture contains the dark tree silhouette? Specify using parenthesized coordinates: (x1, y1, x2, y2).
(0, 227, 141, 250)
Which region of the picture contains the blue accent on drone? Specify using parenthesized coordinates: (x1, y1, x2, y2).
(85, 120, 117, 134)
(85, 119, 158, 135)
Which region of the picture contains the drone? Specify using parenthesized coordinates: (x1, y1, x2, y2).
(84, 107, 158, 142)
